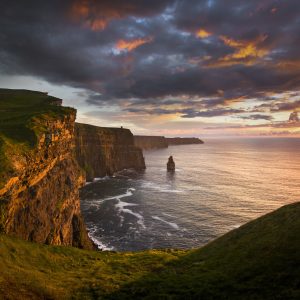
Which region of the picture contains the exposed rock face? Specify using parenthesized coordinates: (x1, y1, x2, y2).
(289, 111, 299, 122)
(75, 123, 146, 181)
(166, 137, 204, 145)
(134, 135, 168, 150)
(134, 136, 204, 150)
(0, 98, 93, 249)
(167, 156, 175, 172)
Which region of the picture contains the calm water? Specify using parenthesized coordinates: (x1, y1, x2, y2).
(80, 138, 300, 251)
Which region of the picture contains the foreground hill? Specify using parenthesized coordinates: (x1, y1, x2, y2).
(1, 202, 299, 299)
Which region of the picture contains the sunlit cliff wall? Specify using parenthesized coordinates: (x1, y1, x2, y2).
(75, 123, 146, 181)
(0, 90, 93, 249)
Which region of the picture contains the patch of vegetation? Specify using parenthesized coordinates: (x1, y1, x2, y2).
(0, 202, 299, 299)
(0, 89, 75, 188)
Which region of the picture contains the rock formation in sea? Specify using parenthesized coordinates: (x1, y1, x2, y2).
(75, 123, 146, 181)
(166, 137, 204, 145)
(0, 89, 93, 249)
(167, 156, 175, 171)
(134, 135, 169, 150)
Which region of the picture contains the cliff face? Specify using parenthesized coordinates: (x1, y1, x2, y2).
(134, 135, 168, 150)
(0, 89, 93, 249)
(134, 135, 204, 149)
(75, 123, 146, 181)
(166, 137, 204, 145)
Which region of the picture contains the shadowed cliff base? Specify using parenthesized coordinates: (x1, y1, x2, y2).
(0, 202, 299, 299)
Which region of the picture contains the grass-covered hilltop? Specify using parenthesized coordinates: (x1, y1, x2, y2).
(0, 89, 299, 299)
(0, 89, 74, 189)
(0, 202, 299, 299)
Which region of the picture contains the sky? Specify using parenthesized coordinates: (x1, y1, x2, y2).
(0, 0, 300, 137)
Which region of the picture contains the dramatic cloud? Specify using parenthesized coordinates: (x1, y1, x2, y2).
(116, 37, 153, 52)
(238, 114, 273, 121)
(0, 0, 299, 135)
(271, 100, 300, 112)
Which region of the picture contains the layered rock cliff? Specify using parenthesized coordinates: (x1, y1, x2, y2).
(166, 137, 204, 145)
(0, 89, 93, 249)
(134, 135, 204, 150)
(134, 135, 168, 150)
(75, 123, 146, 181)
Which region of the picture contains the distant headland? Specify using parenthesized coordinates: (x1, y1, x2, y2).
(134, 135, 204, 150)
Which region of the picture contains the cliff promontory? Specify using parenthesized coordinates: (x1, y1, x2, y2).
(75, 123, 146, 181)
(0, 89, 92, 249)
(134, 135, 168, 150)
(134, 135, 204, 150)
(166, 137, 204, 145)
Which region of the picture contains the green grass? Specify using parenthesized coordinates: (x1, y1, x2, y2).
(0, 202, 299, 299)
(0, 89, 75, 188)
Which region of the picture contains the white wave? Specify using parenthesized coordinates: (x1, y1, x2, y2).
(84, 176, 110, 186)
(162, 212, 175, 218)
(87, 225, 114, 251)
(152, 216, 179, 230)
(141, 181, 184, 193)
(93, 176, 110, 182)
(113, 188, 145, 228)
(105, 187, 135, 201)
(82, 188, 136, 213)
(120, 208, 145, 228)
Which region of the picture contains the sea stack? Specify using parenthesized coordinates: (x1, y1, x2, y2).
(167, 156, 175, 171)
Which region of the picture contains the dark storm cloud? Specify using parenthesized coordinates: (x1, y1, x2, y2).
(0, 0, 300, 119)
(271, 100, 300, 112)
(238, 114, 273, 121)
(181, 108, 245, 118)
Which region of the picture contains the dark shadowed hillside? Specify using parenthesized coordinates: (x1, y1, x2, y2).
(0, 202, 299, 299)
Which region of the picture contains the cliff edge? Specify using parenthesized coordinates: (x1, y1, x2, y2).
(166, 137, 204, 145)
(134, 135, 204, 150)
(134, 135, 168, 150)
(0, 89, 93, 249)
(75, 123, 146, 181)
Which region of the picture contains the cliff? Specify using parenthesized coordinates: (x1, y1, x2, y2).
(0, 201, 299, 299)
(134, 135, 168, 150)
(75, 123, 146, 181)
(134, 135, 204, 150)
(0, 89, 93, 249)
(166, 137, 204, 145)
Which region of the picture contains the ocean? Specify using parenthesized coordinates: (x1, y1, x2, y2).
(80, 138, 300, 251)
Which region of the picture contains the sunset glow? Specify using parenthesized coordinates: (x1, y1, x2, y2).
(0, 0, 299, 137)
(196, 29, 211, 39)
(116, 37, 153, 52)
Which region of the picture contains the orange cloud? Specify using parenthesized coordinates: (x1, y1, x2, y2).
(221, 35, 268, 60)
(70, 0, 122, 31)
(116, 37, 153, 51)
(196, 29, 211, 39)
(206, 35, 269, 67)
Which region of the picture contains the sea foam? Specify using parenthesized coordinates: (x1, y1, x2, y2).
(152, 216, 179, 230)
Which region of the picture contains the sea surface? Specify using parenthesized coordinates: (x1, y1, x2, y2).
(80, 138, 300, 251)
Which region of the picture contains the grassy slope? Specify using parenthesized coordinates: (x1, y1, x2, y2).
(0, 202, 299, 299)
(0, 89, 74, 188)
